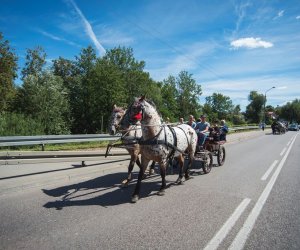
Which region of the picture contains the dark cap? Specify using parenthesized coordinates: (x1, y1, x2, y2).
(200, 114, 206, 118)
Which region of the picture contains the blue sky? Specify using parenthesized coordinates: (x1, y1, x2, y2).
(1, 0, 300, 110)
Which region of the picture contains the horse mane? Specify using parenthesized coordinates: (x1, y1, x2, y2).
(113, 107, 125, 112)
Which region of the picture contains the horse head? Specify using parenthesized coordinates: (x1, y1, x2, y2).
(108, 105, 126, 135)
(129, 96, 158, 122)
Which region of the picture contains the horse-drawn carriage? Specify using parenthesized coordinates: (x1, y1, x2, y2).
(193, 128, 226, 174)
(107, 97, 226, 202)
(271, 121, 286, 134)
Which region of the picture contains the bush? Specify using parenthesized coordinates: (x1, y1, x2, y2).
(0, 112, 44, 136)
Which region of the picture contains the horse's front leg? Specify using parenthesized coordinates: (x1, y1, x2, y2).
(157, 160, 167, 196)
(121, 155, 136, 187)
(131, 156, 149, 203)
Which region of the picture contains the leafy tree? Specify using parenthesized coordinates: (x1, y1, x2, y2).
(0, 32, 18, 112)
(102, 46, 150, 104)
(69, 46, 97, 133)
(21, 46, 46, 80)
(52, 56, 79, 89)
(159, 76, 179, 120)
(244, 91, 264, 123)
(231, 104, 246, 125)
(0, 113, 44, 136)
(177, 71, 202, 119)
(204, 93, 234, 121)
(15, 72, 70, 134)
(279, 99, 300, 123)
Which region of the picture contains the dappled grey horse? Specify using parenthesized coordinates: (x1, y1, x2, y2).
(126, 96, 197, 203)
(108, 105, 155, 187)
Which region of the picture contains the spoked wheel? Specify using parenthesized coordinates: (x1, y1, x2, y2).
(202, 152, 213, 174)
(217, 146, 226, 166)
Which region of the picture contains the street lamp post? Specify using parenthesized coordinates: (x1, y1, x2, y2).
(263, 86, 276, 130)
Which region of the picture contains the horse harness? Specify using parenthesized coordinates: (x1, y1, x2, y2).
(137, 125, 190, 157)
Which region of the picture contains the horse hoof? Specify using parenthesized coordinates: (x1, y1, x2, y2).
(157, 190, 165, 196)
(131, 195, 139, 203)
(175, 178, 184, 185)
(185, 175, 193, 181)
(121, 179, 129, 187)
(149, 169, 155, 175)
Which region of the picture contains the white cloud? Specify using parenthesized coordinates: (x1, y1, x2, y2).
(277, 10, 284, 17)
(94, 24, 134, 46)
(276, 86, 287, 90)
(296, 16, 300, 19)
(273, 10, 284, 20)
(231, 37, 273, 49)
(37, 29, 81, 47)
(67, 0, 106, 56)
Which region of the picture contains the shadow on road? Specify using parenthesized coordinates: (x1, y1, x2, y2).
(42, 172, 172, 209)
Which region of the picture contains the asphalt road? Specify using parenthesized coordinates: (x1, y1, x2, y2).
(0, 130, 299, 250)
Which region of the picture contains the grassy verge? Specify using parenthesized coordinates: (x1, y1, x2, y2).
(0, 141, 109, 151)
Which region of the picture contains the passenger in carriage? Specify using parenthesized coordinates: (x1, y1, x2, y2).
(220, 119, 228, 141)
(195, 114, 210, 148)
(186, 114, 196, 128)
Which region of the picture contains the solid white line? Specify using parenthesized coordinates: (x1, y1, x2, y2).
(228, 134, 298, 250)
(287, 140, 291, 146)
(280, 147, 286, 156)
(261, 160, 278, 181)
(203, 198, 251, 250)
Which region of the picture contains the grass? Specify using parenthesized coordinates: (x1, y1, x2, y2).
(0, 141, 110, 151)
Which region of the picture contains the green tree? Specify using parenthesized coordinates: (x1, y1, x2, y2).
(280, 99, 300, 123)
(21, 46, 46, 80)
(0, 32, 18, 112)
(0, 113, 44, 136)
(15, 72, 70, 134)
(231, 104, 246, 125)
(244, 91, 265, 123)
(204, 93, 234, 121)
(177, 71, 202, 118)
(159, 76, 179, 121)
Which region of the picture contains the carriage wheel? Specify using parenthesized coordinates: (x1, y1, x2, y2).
(202, 152, 213, 174)
(217, 146, 226, 166)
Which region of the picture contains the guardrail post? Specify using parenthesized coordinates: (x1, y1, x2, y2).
(41, 144, 45, 151)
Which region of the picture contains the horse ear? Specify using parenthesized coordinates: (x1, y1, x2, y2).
(139, 95, 146, 101)
(113, 104, 117, 109)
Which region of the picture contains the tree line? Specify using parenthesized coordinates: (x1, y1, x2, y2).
(1, 32, 299, 136)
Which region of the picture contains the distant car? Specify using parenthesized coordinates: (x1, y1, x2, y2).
(288, 124, 299, 131)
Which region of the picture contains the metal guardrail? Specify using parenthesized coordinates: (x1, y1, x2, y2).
(0, 126, 264, 149)
(0, 134, 121, 150)
(229, 125, 263, 132)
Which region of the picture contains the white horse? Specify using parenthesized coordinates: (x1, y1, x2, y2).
(108, 105, 155, 187)
(126, 96, 197, 203)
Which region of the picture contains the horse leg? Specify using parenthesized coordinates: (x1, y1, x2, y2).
(136, 155, 148, 179)
(131, 157, 150, 203)
(149, 161, 156, 176)
(157, 161, 167, 196)
(121, 154, 136, 187)
(185, 152, 194, 180)
(175, 155, 184, 184)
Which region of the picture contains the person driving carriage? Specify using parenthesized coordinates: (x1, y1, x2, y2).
(195, 114, 210, 148)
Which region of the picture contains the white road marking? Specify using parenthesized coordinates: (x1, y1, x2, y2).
(280, 147, 286, 156)
(228, 134, 298, 250)
(203, 198, 251, 250)
(261, 160, 278, 181)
